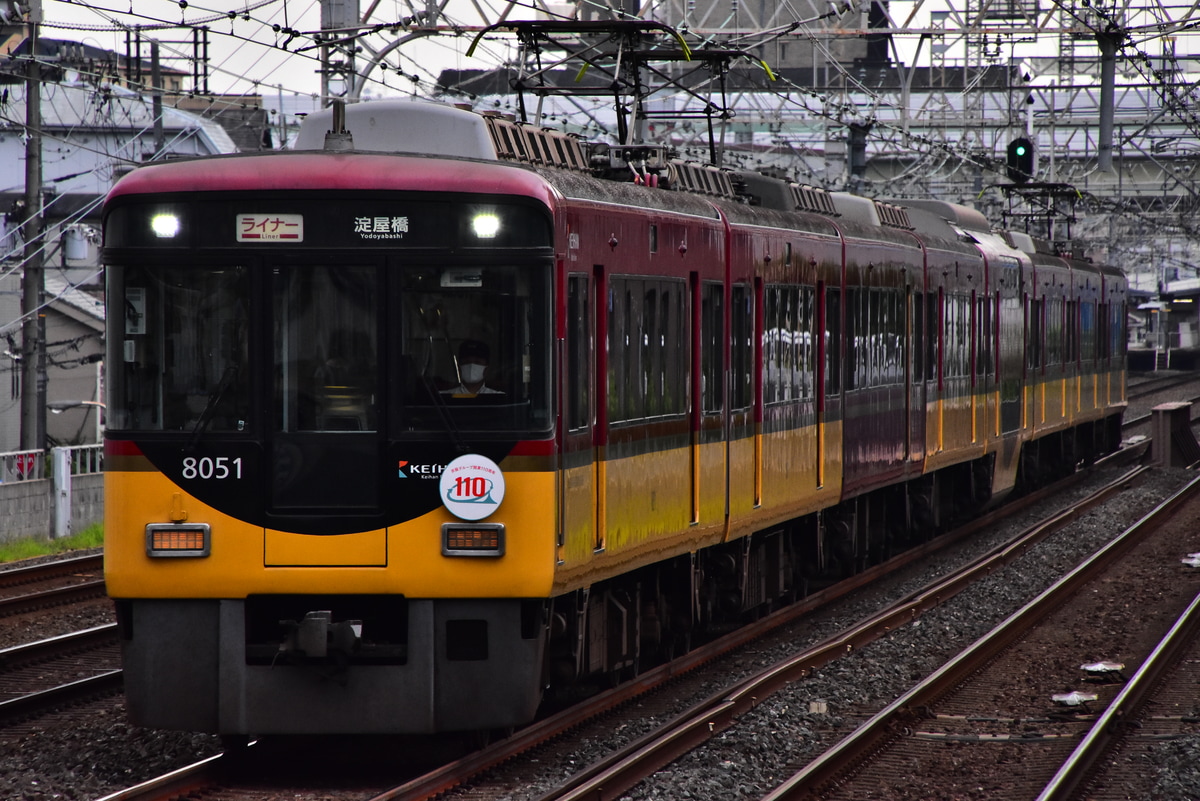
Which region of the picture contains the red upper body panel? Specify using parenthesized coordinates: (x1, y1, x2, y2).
(107, 151, 562, 209)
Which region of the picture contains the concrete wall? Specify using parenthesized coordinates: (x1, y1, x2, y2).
(0, 473, 103, 545)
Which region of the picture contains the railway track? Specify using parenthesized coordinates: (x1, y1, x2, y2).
(90, 447, 1174, 801)
(0, 553, 105, 617)
(760, 472, 1200, 800)
(1126, 372, 1200, 402)
(1044, 586, 1200, 800)
(0, 624, 121, 726)
(0, 553, 119, 727)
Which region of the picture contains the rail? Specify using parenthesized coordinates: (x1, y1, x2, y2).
(762, 470, 1200, 800)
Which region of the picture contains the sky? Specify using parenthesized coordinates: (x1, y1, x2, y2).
(38, 0, 505, 104)
(34, 0, 1200, 112)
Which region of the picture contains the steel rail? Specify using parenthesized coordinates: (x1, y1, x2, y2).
(525, 463, 1152, 801)
(1125, 374, 1200, 401)
(0, 579, 108, 616)
(1035, 585, 1200, 800)
(0, 669, 123, 725)
(88, 451, 1148, 801)
(0, 622, 118, 668)
(0, 625, 122, 727)
(91, 751, 237, 801)
(0, 553, 103, 590)
(365, 457, 1144, 801)
(760, 470, 1200, 801)
(1122, 393, 1200, 428)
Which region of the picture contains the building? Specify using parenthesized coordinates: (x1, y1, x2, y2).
(0, 37, 240, 451)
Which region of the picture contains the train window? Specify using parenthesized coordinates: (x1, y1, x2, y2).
(701, 283, 723, 414)
(1027, 297, 1044, 371)
(567, 276, 590, 430)
(1110, 301, 1122, 360)
(273, 264, 379, 434)
(824, 287, 841, 396)
(1045, 297, 1062, 367)
(623, 284, 644, 420)
(844, 288, 859, 391)
(912, 289, 924, 384)
(1084, 301, 1098, 362)
(763, 285, 815, 405)
(954, 293, 970, 378)
(977, 294, 994, 380)
(869, 289, 881, 387)
(644, 286, 660, 416)
(940, 293, 964, 380)
(926, 292, 939, 383)
(607, 277, 687, 424)
(763, 287, 785, 403)
(394, 263, 552, 434)
(731, 285, 753, 410)
(890, 288, 905, 385)
(1072, 300, 1081, 364)
(801, 287, 814, 397)
(843, 289, 855, 391)
(663, 283, 687, 415)
(107, 263, 250, 433)
(607, 283, 628, 421)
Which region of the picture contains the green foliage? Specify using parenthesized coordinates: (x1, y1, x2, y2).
(0, 522, 104, 564)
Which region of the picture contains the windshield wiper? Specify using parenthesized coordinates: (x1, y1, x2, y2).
(187, 364, 239, 450)
(421, 373, 470, 454)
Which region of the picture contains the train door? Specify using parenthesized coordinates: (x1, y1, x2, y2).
(264, 261, 385, 566)
(821, 280, 843, 483)
(696, 280, 727, 530)
(907, 278, 925, 464)
(727, 283, 755, 528)
(559, 270, 598, 560)
(925, 286, 943, 454)
(998, 257, 1024, 433)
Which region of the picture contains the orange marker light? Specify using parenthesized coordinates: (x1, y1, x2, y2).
(145, 523, 211, 557)
(441, 523, 505, 557)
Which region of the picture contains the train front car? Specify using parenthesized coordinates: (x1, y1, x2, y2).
(102, 108, 560, 735)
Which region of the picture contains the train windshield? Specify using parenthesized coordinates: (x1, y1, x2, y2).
(395, 263, 552, 434)
(106, 259, 552, 438)
(107, 263, 250, 433)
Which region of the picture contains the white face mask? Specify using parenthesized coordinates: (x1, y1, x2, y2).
(460, 363, 486, 384)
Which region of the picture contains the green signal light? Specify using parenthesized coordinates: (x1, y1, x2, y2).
(1014, 145, 1027, 156)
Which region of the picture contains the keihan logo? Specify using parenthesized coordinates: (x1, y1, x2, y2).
(398, 461, 444, 479)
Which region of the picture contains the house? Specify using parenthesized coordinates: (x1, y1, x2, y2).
(0, 38, 240, 452)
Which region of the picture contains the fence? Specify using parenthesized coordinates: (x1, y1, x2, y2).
(0, 445, 104, 543)
(0, 444, 103, 481)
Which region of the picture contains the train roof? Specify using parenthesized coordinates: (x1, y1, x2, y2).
(888, 199, 991, 232)
(105, 149, 560, 209)
(107, 98, 1118, 280)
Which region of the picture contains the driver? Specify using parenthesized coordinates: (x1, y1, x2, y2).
(441, 339, 504, 397)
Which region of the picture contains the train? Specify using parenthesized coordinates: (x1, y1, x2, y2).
(102, 98, 1127, 736)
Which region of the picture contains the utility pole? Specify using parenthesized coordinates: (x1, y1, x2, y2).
(20, 0, 45, 452)
(1096, 30, 1118, 173)
(151, 40, 165, 157)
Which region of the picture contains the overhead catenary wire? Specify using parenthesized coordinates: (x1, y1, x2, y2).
(15, 0, 1200, 259)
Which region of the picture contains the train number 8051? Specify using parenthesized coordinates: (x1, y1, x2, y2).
(181, 456, 244, 481)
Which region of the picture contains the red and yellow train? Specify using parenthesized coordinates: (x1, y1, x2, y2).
(102, 99, 1126, 736)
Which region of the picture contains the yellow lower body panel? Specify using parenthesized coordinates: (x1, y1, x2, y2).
(105, 470, 557, 599)
(265, 528, 387, 566)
